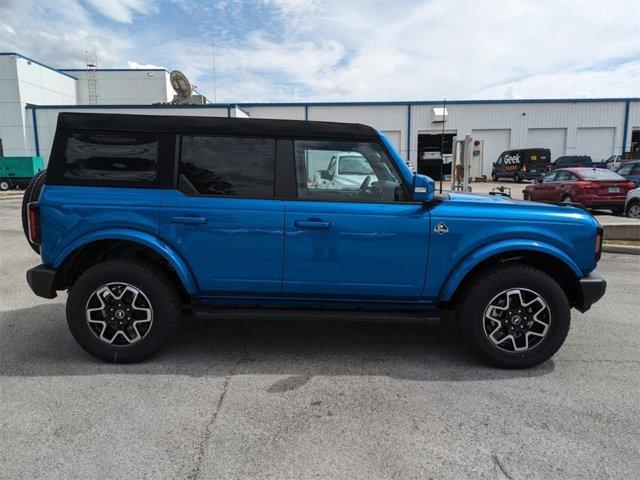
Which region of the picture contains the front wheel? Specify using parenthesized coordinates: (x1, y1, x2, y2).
(66, 259, 179, 363)
(456, 264, 570, 368)
(0, 180, 11, 191)
(627, 201, 640, 219)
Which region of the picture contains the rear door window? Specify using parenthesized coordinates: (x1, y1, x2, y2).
(554, 171, 572, 181)
(64, 133, 158, 182)
(179, 136, 275, 198)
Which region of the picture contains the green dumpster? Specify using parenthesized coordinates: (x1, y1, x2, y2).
(0, 156, 45, 190)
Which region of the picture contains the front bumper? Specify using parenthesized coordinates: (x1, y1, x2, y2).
(575, 273, 606, 313)
(26, 264, 58, 299)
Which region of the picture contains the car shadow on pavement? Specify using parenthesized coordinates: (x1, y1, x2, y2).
(0, 303, 554, 381)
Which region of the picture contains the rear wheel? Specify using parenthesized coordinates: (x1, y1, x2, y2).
(0, 180, 11, 191)
(562, 194, 573, 203)
(66, 259, 179, 363)
(491, 172, 498, 181)
(456, 264, 570, 368)
(627, 201, 640, 219)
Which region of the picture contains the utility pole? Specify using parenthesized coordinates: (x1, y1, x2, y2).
(212, 43, 217, 103)
(439, 99, 446, 193)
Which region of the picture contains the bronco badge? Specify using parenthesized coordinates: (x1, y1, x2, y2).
(434, 222, 449, 235)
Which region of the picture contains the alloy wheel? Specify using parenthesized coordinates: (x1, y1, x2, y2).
(483, 288, 551, 352)
(628, 204, 640, 219)
(85, 282, 153, 346)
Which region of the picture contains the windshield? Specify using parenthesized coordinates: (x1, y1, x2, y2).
(338, 155, 375, 175)
(579, 169, 625, 180)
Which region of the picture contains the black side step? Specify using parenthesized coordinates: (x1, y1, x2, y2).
(190, 307, 445, 325)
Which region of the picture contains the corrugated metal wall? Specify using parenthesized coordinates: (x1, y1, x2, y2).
(28, 100, 639, 169)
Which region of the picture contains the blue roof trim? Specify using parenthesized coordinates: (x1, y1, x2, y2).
(0, 52, 77, 80)
(25, 98, 639, 110)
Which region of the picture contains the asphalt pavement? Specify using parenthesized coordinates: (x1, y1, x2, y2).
(0, 196, 639, 480)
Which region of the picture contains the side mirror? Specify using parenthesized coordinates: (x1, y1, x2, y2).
(318, 170, 331, 180)
(412, 174, 435, 202)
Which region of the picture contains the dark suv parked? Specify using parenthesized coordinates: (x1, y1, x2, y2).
(24, 113, 606, 368)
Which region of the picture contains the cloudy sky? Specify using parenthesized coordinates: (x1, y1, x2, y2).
(1, 0, 639, 102)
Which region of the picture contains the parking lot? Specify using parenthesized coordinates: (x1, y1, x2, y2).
(0, 195, 638, 479)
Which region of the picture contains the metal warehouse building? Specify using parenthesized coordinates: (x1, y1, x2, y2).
(2, 52, 639, 177)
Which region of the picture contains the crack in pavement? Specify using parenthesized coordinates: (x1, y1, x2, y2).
(187, 367, 235, 480)
(187, 325, 255, 480)
(492, 454, 512, 480)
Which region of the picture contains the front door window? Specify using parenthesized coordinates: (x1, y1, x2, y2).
(294, 140, 408, 203)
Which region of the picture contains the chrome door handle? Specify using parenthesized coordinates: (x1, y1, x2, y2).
(171, 215, 207, 225)
(294, 220, 331, 230)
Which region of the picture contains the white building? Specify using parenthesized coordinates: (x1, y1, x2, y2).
(0, 52, 173, 158)
(2, 52, 639, 177)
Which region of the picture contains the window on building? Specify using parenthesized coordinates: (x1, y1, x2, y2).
(64, 133, 158, 182)
(179, 136, 275, 197)
(293, 140, 407, 202)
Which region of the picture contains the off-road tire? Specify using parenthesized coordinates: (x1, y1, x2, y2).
(21, 170, 47, 253)
(455, 264, 571, 369)
(67, 258, 179, 363)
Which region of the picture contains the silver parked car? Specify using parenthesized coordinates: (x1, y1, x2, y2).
(625, 187, 640, 219)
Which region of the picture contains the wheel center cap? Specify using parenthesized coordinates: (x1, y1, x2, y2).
(511, 315, 522, 325)
(115, 310, 125, 320)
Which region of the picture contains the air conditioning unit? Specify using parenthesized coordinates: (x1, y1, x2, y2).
(432, 107, 448, 123)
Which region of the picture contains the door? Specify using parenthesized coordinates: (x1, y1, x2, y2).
(283, 139, 430, 300)
(575, 128, 615, 161)
(533, 171, 558, 201)
(493, 153, 505, 178)
(471, 129, 511, 177)
(550, 170, 574, 202)
(160, 135, 284, 295)
(527, 128, 566, 161)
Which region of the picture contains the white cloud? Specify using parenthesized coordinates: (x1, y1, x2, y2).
(127, 60, 166, 69)
(0, 0, 126, 68)
(1, 0, 638, 102)
(471, 60, 640, 99)
(84, 0, 157, 23)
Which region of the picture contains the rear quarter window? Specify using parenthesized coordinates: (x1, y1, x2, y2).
(63, 134, 159, 182)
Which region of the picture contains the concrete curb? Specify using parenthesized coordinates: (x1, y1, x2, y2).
(602, 244, 640, 255)
(602, 223, 640, 241)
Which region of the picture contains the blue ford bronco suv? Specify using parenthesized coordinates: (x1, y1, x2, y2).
(24, 113, 606, 368)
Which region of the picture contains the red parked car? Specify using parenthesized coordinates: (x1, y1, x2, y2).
(523, 168, 635, 213)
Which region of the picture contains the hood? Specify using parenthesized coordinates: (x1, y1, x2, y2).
(445, 191, 599, 226)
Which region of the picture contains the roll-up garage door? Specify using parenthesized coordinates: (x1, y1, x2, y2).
(527, 128, 566, 162)
(575, 128, 615, 161)
(471, 129, 511, 177)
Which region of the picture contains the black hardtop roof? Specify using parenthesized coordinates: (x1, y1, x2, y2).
(57, 112, 379, 141)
